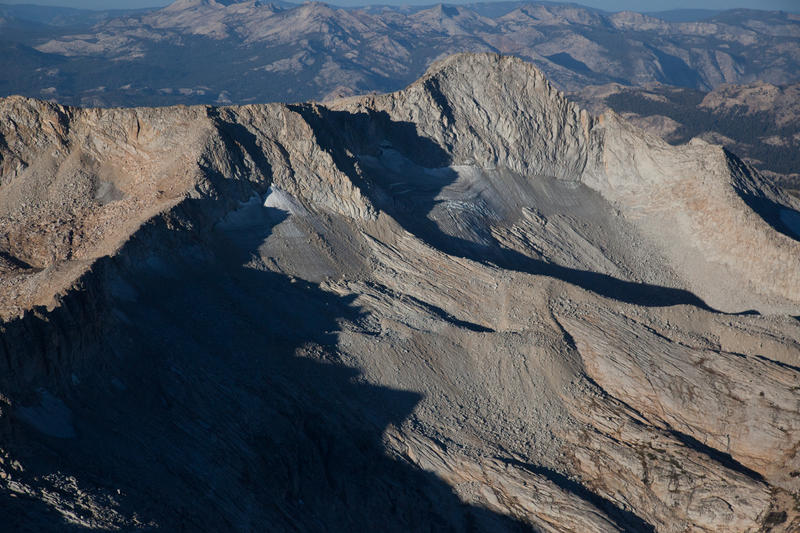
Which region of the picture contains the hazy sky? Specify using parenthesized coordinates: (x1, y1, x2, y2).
(0, 0, 797, 11)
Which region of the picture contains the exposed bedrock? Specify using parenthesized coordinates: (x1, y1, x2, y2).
(0, 53, 798, 532)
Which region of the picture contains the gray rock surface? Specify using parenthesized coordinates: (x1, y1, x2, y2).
(0, 53, 798, 532)
(572, 81, 800, 194)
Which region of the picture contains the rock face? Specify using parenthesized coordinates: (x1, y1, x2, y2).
(572, 81, 800, 194)
(0, 53, 799, 532)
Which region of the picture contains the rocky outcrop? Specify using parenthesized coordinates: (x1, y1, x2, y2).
(0, 53, 798, 532)
(571, 81, 800, 196)
(584, 111, 800, 312)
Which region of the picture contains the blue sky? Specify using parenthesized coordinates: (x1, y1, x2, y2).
(0, 0, 797, 11)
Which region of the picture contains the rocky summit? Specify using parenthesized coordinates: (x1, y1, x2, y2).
(0, 53, 799, 532)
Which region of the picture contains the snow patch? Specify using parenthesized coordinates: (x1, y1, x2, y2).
(264, 186, 308, 216)
(217, 194, 266, 230)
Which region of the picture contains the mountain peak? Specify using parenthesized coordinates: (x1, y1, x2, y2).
(162, 0, 239, 11)
(414, 53, 559, 115)
(421, 52, 546, 81)
(1, 53, 800, 530)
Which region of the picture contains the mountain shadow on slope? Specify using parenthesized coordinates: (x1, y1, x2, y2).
(725, 149, 800, 243)
(0, 196, 533, 532)
(293, 104, 716, 311)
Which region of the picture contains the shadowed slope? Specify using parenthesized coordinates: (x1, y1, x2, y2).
(292, 104, 715, 311)
(0, 53, 798, 532)
(0, 198, 534, 531)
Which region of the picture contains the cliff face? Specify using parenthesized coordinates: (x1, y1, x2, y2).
(571, 81, 800, 193)
(0, 53, 798, 532)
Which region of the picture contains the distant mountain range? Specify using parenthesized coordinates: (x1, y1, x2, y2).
(1, 0, 798, 107)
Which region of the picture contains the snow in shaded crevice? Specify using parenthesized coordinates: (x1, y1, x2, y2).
(216, 193, 268, 230)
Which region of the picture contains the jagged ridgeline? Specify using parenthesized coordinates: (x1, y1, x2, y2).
(0, 54, 799, 532)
